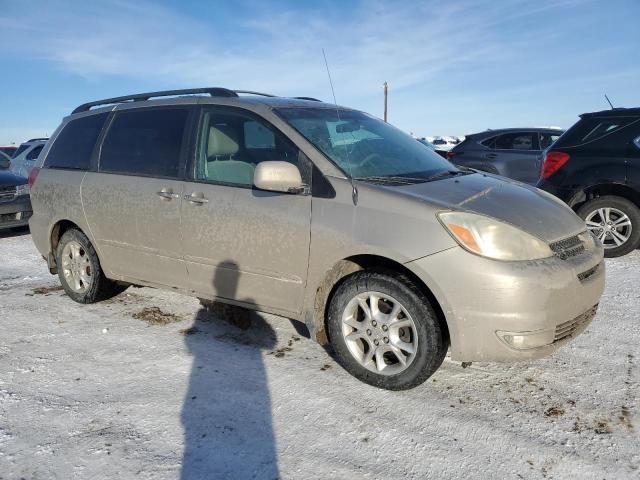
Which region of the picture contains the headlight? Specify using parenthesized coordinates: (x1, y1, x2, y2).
(15, 184, 29, 196)
(438, 211, 553, 261)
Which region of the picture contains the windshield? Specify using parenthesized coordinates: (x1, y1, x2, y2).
(276, 108, 456, 180)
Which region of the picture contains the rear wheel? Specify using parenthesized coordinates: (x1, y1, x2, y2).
(327, 271, 448, 390)
(56, 229, 128, 303)
(577, 196, 640, 258)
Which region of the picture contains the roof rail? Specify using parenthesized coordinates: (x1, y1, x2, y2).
(234, 90, 276, 97)
(26, 137, 49, 142)
(72, 87, 239, 114)
(235, 91, 321, 102)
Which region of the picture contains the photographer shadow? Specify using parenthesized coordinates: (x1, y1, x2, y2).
(181, 261, 279, 479)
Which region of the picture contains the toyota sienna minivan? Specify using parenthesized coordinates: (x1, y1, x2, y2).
(29, 88, 605, 390)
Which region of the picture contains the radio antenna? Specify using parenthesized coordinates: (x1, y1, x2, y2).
(322, 48, 358, 205)
(604, 94, 614, 110)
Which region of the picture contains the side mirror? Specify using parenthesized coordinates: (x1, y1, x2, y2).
(254, 161, 305, 194)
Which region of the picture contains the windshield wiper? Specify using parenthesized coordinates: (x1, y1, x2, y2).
(424, 170, 466, 182)
(354, 175, 428, 185)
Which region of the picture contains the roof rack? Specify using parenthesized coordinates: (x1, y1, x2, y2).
(234, 91, 321, 102)
(234, 90, 276, 97)
(293, 96, 321, 102)
(72, 88, 324, 114)
(26, 137, 49, 142)
(72, 87, 239, 114)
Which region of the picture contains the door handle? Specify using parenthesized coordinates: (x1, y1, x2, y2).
(156, 188, 180, 200)
(185, 193, 209, 205)
(485, 153, 497, 160)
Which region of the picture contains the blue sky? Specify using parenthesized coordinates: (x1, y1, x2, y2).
(0, 0, 638, 144)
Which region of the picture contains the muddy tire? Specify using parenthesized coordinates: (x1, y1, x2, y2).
(56, 229, 128, 303)
(577, 196, 640, 258)
(327, 271, 448, 390)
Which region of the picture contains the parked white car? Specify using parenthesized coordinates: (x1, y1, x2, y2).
(10, 138, 47, 178)
(430, 136, 457, 152)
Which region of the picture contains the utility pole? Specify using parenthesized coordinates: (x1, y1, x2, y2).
(383, 81, 388, 122)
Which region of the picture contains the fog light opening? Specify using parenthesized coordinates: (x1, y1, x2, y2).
(496, 329, 555, 350)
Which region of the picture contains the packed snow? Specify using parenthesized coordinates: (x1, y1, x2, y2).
(0, 231, 638, 479)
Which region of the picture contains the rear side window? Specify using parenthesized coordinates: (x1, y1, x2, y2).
(100, 108, 188, 178)
(45, 113, 108, 170)
(560, 117, 638, 147)
(494, 132, 537, 150)
(26, 145, 43, 160)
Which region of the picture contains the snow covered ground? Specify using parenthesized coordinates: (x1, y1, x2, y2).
(0, 230, 638, 479)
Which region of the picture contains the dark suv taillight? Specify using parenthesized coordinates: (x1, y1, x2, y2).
(28, 166, 40, 188)
(541, 151, 570, 180)
(446, 151, 456, 159)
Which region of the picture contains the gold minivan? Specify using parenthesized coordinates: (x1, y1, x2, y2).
(29, 88, 605, 390)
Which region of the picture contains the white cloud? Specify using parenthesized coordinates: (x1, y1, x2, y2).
(0, 0, 629, 141)
(0, 1, 557, 95)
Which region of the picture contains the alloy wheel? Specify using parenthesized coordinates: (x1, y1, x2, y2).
(585, 207, 632, 249)
(61, 241, 92, 293)
(341, 291, 418, 375)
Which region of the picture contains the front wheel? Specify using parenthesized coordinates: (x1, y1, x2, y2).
(327, 271, 448, 390)
(56, 229, 128, 303)
(577, 196, 640, 258)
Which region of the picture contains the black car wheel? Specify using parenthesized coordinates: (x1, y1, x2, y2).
(577, 196, 640, 258)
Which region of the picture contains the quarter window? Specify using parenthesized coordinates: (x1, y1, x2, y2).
(560, 117, 640, 147)
(195, 109, 300, 187)
(100, 108, 189, 178)
(481, 137, 496, 149)
(26, 145, 43, 160)
(539, 133, 561, 149)
(45, 113, 108, 170)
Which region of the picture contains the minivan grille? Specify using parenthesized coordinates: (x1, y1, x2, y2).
(550, 235, 585, 260)
(554, 305, 598, 342)
(0, 186, 16, 202)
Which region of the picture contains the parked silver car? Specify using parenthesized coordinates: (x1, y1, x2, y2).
(29, 88, 605, 390)
(9, 138, 48, 178)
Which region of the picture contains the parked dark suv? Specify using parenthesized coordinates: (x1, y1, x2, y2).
(449, 128, 564, 184)
(537, 108, 640, 257)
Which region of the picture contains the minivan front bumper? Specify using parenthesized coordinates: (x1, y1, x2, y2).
(406, 244, 605, 362)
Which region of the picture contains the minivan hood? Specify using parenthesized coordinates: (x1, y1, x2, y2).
(393, 173, 585, 243)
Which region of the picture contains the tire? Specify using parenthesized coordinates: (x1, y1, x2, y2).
(576, 196, 640, 258)
(56, 229, 128, 303)
(327, 271, 448, 390)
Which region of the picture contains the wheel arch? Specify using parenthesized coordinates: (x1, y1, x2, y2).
(48, 219, 85, 274)
(569, 183, 640, 210)
(310, 254, 450, 347)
